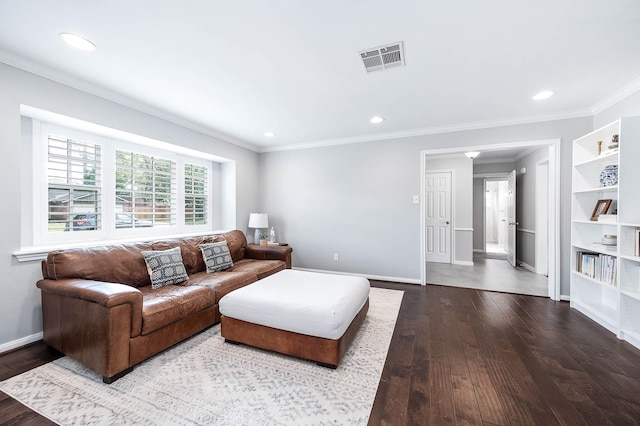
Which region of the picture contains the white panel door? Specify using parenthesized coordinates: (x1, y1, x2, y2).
(425, 172, 452, 263)
(506, 170, 517, 267)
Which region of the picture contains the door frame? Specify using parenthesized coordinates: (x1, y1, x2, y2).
(535, 159, 550, 277)
(424, 169, 454, 264)
(482, 175, 510, 254)
(420, 138, 561, 301)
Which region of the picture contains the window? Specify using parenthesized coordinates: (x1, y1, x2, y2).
(33, 121, 214, 245)
(184, 163, 208, 226)
(116, 150, 176, 228)
(47, 135, 102, 233)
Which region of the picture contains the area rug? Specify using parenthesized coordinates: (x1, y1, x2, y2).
(0, 287, 403, 425)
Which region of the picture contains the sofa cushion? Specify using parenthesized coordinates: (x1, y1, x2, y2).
(186, 271, 256, 304)
(200, 241, 234, 272)
(229, 259, 286, 280)
(217, 230, 248, 263)
(142, 247, 189, 289)
(150, 235, 223, 275)
(139, 285, 215, 335)
(45, 243, 154, 287)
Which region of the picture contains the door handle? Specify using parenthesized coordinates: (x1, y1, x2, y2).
(445, 221, 450, 225)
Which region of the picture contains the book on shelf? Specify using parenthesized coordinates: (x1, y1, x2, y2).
(575, 251, 617, 286)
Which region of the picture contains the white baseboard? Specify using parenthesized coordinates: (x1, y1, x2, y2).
(561, 295, 571, 302)
(473, 249, 485, 253)
(453, 260, 474, 266)
(518, 261, 536, 273)
(292, 267, 421, 285)
(0, 332, 43, 354)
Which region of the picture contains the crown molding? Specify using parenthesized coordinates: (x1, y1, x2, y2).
(7, 48, 635, 155)
(590, 75, 640, 115)
(260, 109, 592, 152)
(0, 50, 260, 152)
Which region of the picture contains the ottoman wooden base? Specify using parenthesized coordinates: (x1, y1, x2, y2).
(221, 298, 369, 367)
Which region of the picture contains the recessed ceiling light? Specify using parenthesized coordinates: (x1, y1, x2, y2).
(532, 90, 554, 100)
(59, 33, 96, 51)
(465, 151, 480, 159)
(264, 131, 275, 138)
(370, 116, 384, 124)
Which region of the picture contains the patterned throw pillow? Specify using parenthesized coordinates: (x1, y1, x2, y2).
(200, 241, 234, 273)
(141, 247, 189, 289)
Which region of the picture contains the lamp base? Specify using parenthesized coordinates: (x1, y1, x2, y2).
(254, 228, 261, 244)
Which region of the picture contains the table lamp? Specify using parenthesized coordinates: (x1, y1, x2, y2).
(248, 213, 268, 243)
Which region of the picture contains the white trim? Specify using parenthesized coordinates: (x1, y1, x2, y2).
(590, 74, 640, 114)
(22, 106, 234, 164)
(473, 249, 485, 253)
(560, 295, 571, 302)
(420, 138, 561, 300)
(517, 228, 535, 234)
(292, 267, 421, 285)
(518, 261, 536, 273)
(549, 140, 561, 301)
(454, 260, 474, 266)
(263, 111, 592, 152)
(454, 228, 474, 232)
(0, 332, 43, 354)
(535, 159, 550, 277)
(0, 53, 257, 152)
(473, 172, 510, 179)
(13, 229, 229, 262)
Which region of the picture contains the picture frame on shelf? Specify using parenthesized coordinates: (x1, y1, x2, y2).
(590, 199, 612, 221)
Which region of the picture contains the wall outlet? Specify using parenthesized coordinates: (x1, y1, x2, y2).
(333, 253, 339, 261)
(413, 195, 420, 204)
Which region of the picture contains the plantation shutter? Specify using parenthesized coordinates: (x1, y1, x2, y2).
(47, 136, 101, 232)
(115, 150, 176, 226)
(184, 163, 208, 226)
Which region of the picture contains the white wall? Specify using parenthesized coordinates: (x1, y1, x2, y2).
(0, 63, 260, 350)
(260, 117, 593, 291)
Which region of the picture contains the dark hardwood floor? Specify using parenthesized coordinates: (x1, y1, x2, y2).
(2, 282, 640, 425)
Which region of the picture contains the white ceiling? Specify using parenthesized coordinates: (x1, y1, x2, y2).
(1, 1, 639, 152)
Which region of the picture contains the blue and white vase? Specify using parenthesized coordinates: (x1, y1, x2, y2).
(600, 164, 618, 187)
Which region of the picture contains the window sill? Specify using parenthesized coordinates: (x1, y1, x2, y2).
(13, 229, 231, 263)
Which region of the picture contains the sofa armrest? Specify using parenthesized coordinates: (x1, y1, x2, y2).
(245, 245, 293, 269)
(36, 278, 144, 380)
(37, 278, 143, 337)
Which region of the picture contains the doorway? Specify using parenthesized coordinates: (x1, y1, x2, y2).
(425, 171, 452, 264)
(484, 179, 508, 256)
(420, 139, 561, 300)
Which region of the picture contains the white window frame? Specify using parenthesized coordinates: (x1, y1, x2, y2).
(32, 121, 215, 246)
(183, 162, 211, 228)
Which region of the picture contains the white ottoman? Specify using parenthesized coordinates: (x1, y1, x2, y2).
(219, 269, 370, 367)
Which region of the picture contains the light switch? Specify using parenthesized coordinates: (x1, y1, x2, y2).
(413, 195, 420, 204)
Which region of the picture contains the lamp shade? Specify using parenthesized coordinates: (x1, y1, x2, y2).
(248, 213, 268, 228)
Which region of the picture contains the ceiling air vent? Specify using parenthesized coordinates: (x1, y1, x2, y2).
(359, 41, 405, 73)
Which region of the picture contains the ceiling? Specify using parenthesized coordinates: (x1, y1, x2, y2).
(1, 1, 639, 153)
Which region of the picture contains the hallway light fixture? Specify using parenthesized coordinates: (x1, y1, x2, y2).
(465, 151, 480, 159)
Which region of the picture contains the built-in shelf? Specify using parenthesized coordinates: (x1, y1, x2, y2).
(571, 116, 640, 351)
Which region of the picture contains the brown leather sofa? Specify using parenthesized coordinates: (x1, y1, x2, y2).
(36, 230, 292, 383)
